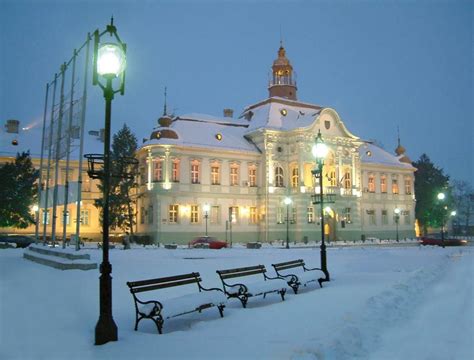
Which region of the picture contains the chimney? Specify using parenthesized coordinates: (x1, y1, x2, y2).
(5, 119, 20, 133)
(223, 108, 234, 118)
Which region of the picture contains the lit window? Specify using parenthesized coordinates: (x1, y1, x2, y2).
(291, 167, 299, 188)
(230, 165, 239, 186)
(211, 165, 220, 185)
(380, 175, 387, 193)
(276, 207, 284, 224)
(42, 210, 50, 225)
(169, 205, 179, 223)
(275, 166, 284, 187)
(343, 170, 351, 189)
(343, 207, 352, 223)
(191, 161, 200, 184)
(392, 177, 399, 194)
(153, 160, 162, 182)
(80, 209, 89, 226)
(249, 207, 258, 224)
(229, 206, 239, 223)
(191, 205, 199, 224)
(329, 169, 337, 186)
(248, 167, 257, 187)
(368, 174, 375, 193)
(172, 161, 180, 182)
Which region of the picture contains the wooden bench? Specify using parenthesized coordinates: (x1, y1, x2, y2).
(216, 265, 288, 308)
(272, 259, 325, 294)
(126, 272, 227, 334)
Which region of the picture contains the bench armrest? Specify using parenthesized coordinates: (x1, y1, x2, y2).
(276, 273, 298, 283)
(135, 299, 163, 316)
(199, 284, 225, 293)
(303, 265, 323, 272)
(264, 273, 283, 281)
(223, 282, 247, 295)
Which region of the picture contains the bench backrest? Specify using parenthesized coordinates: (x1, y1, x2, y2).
(217, 265, 266, 280)
(272, 259, 305, 272)
(127, 272, 201, 294)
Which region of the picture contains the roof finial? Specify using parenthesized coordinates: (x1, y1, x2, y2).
(110, 16, 114, 26)
(163, 86, 168, 116)
(279, 25, 283, 47)
(397, 126, 400, 147)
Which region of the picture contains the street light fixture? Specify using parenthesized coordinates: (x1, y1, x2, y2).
(311, 130, 330, 284)
(284, 197, 292, 249)
(203, 204, 210, 236)
(394, 208, 400, 242)
(437, 192, 446, 248)
(91, 18, 126, 346)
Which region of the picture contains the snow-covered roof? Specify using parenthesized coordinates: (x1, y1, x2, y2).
(242, 97, 322, 132)
(142, 114, 259, 153)
(359, 142, 414, 169)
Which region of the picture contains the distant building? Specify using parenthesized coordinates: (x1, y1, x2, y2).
(135, 45, 416, 244)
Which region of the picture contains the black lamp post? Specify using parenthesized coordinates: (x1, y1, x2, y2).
(91, 19, 126, 346)
(311, 130, 330, 284)
(437, 192, 446, 248)
(203, 204, 210, 236)
(284, 197, 292, 249)
(394, 208, 400, 242)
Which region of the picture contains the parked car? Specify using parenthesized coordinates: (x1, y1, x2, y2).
(419, 236, 468, 247)
(189, 236, 227, 249)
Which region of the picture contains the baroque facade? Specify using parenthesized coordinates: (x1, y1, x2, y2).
(136, 46, 416, 244)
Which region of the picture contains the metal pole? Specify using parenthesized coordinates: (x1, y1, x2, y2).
(51, 64, 67, 247)
(95, 77, 118, 345)
(319, 162, 330, 282)
(205, 212, 208, 236)
(396, 216, 399, 242)
(62, 50, 77, 248)
(43, 74, 58, 245)
(75, 33, 91, 251)
(35, 82, 49, 244)
(286, 204, 289, 249)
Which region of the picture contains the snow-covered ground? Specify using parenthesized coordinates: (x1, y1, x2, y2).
(1, 244, 473, 360)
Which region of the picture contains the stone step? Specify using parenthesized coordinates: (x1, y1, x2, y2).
(24, 248, 97, 271)
(27, 244, 91, 260)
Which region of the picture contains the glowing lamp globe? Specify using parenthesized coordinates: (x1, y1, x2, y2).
(312, 132, 329, 160)
(437, 192, 445, 200)
(32, 204, 39, 212)
(394, 208, 401, 215)
(450, 210, 457, 216)
(203, 204, 210, 213)
(284, 197, 292, 205)
(97, 43, 126, 77)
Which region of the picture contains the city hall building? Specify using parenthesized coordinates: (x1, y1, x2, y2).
(135, 45, 416, 244)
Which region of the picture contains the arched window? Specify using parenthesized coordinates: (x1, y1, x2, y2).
(368, 174, 375, 192)
(291, 167, 299, 188)
(343, 170, 351, 189)
(275, 166, 284, 187)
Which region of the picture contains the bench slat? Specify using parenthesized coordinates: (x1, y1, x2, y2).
(218, 269, 265, 280)
(128, 273, 199, 288)
(130, 278, 200, 293)
(217, 265, 264, 275)
(274, 263, 304, 271)
(273, 259, 304, 268)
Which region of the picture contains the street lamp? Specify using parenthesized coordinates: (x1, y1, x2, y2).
(92, 18, 126, 346)
(284, 197, 292, 249)
(394, 208, 400, 242)
(203, 204, 210, 236)
(311, 130, 330, 284)
(437, 192, 446, 248)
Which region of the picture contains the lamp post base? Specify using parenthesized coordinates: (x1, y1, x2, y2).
(95, 270, 117, 345)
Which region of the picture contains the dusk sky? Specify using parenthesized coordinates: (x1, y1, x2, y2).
(0, 0, 472, 184)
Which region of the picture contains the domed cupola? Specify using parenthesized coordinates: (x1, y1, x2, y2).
(268, 43, 297, 100)
(395, 130, 411, 164)
(150, 87, 179, 140)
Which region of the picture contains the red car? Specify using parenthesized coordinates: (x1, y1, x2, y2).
(419, 236, 468, 247)
(189, 236, 228, 249)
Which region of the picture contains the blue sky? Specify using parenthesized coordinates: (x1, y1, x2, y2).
(0, 0, 472, 184)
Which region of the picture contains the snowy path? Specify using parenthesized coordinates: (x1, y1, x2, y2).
(1, 245, 472, 359)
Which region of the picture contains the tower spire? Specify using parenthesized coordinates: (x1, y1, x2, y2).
(268, 43, 297, 100)
(163, 86, 167, 116)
